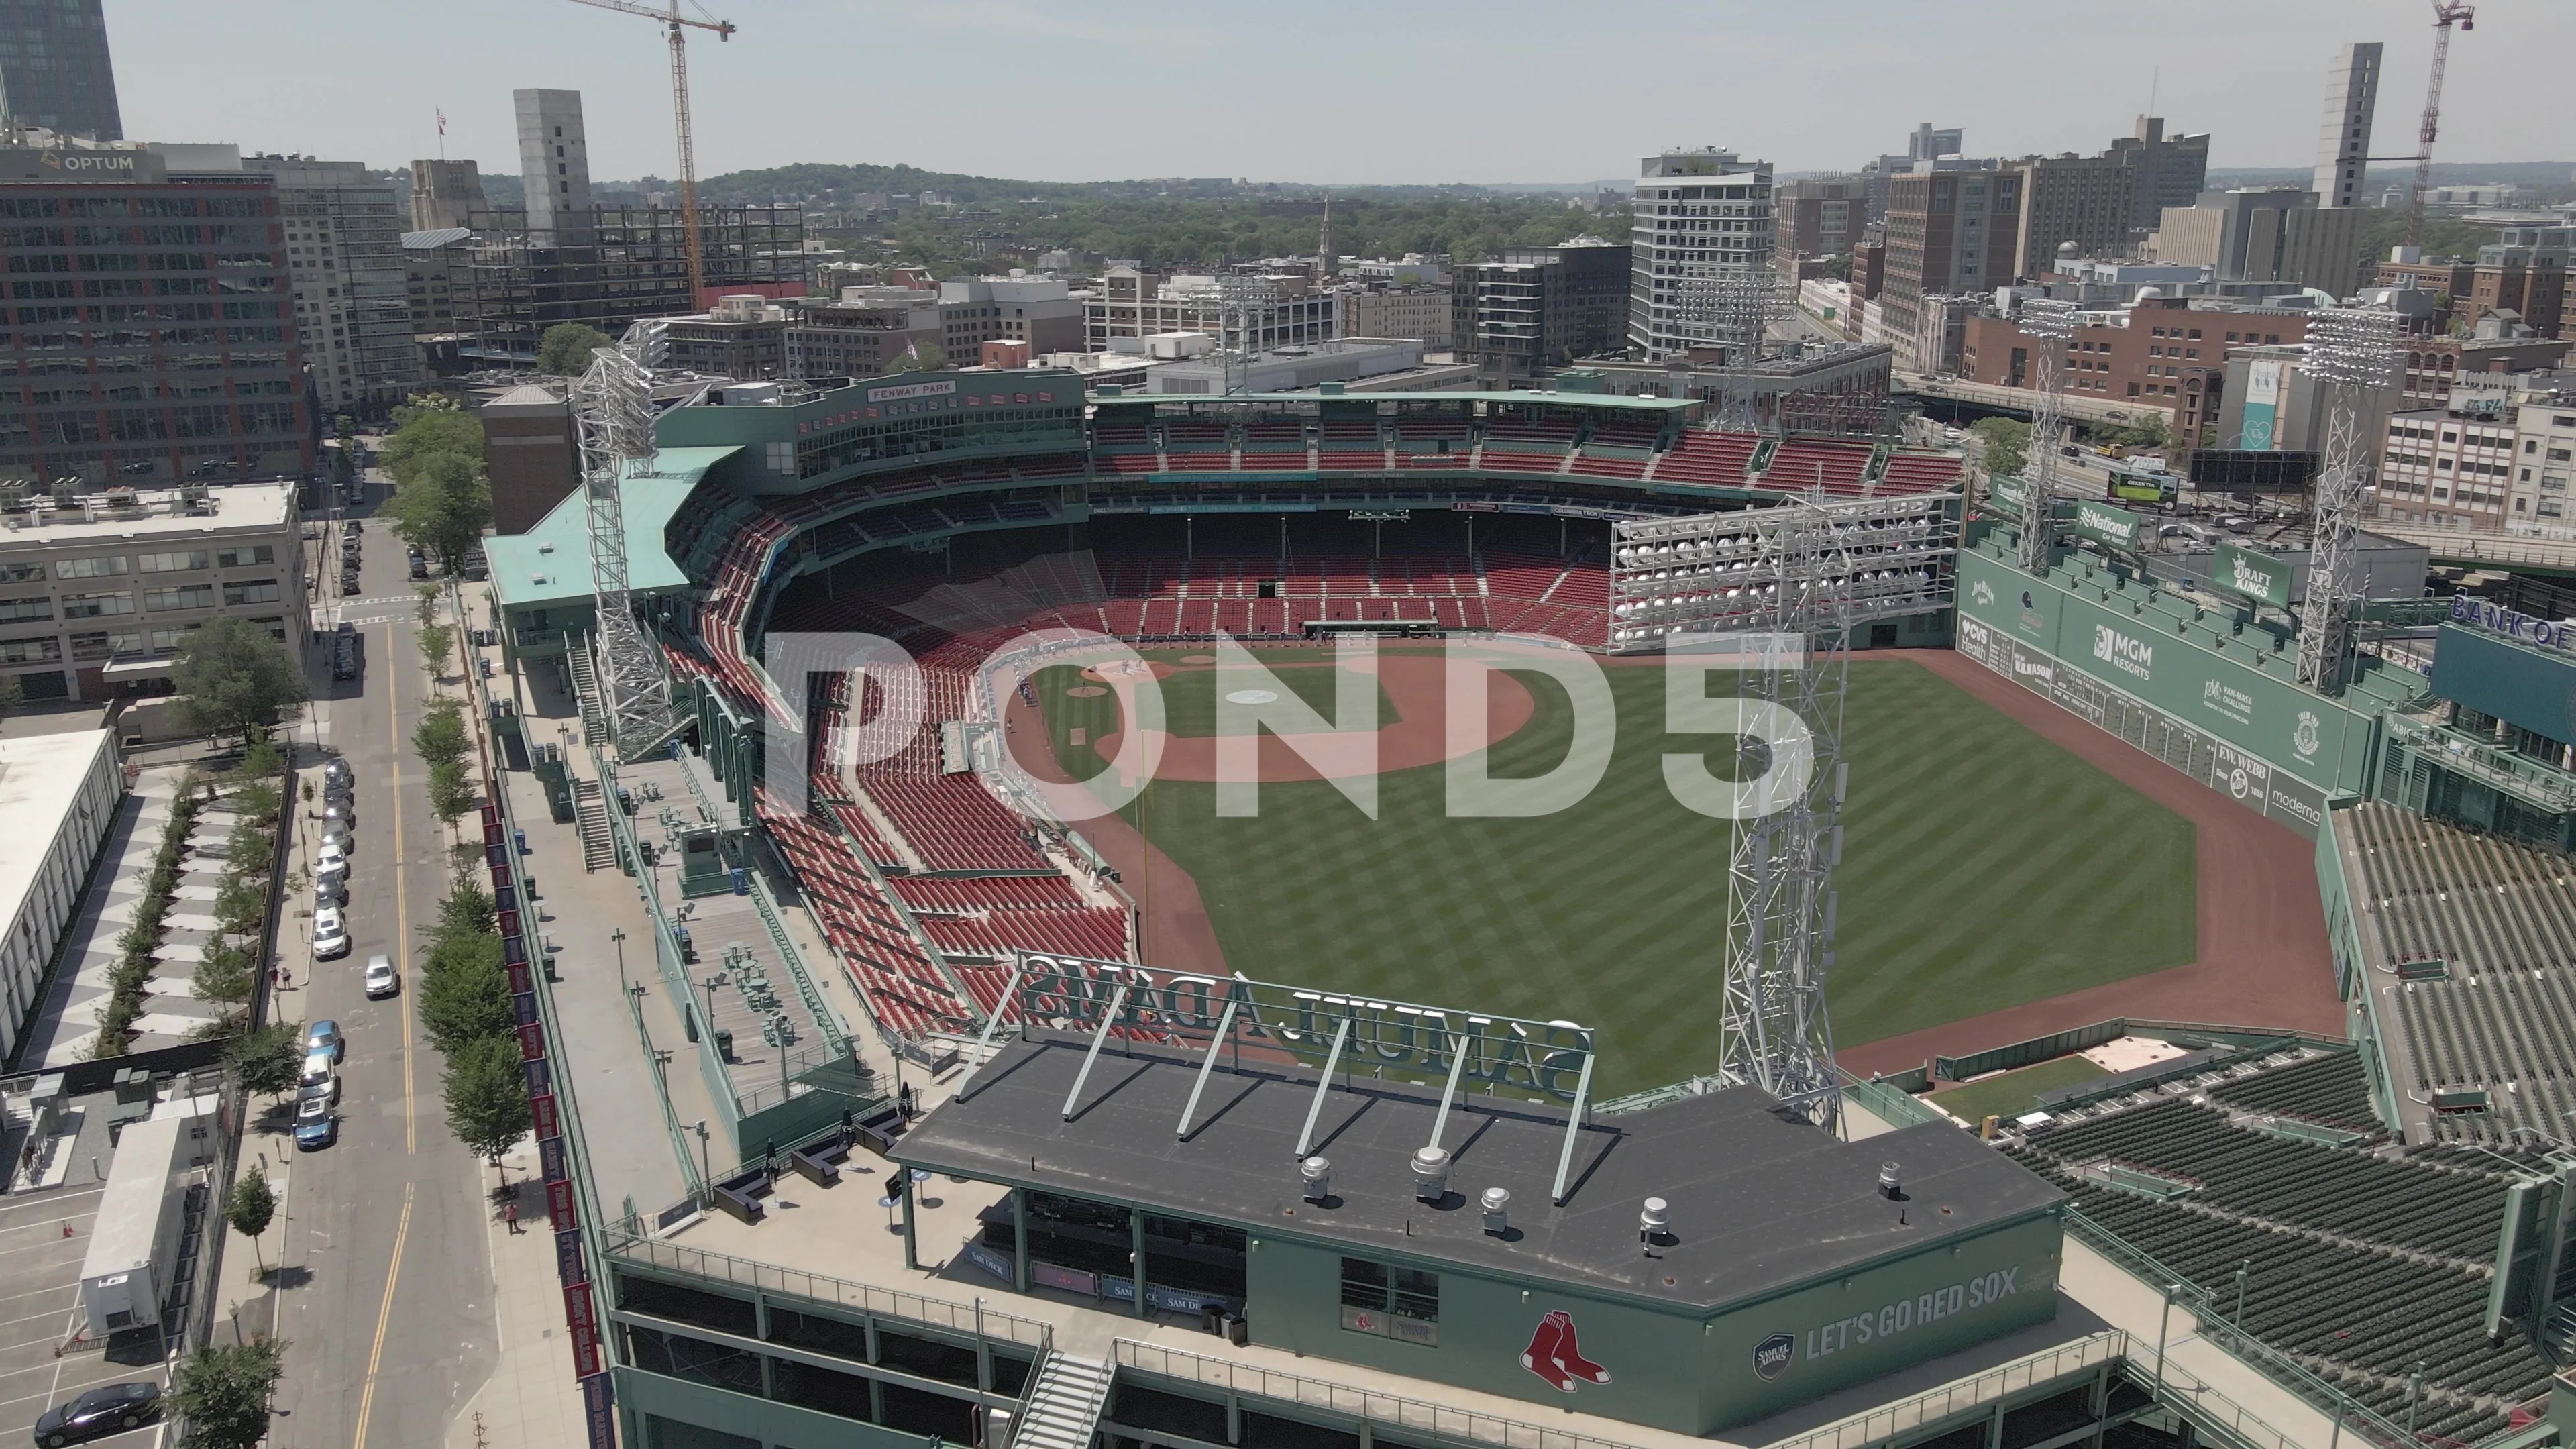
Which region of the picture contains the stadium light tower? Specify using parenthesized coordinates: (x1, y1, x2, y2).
(1611, 494, 1961, 1127)
(1214, 275, 1277, 397)
(2295, 306, 2404, 693)
(1670, 270, 1778, 431)
(2014, 299, 2078, 576)
(571, 320, 678, 750)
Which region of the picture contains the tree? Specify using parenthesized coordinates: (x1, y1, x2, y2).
(415, 582, 441, 627)
(427, 757, 476, 831)
(1968, 417, 2031, 480)
(384, 450, 492, 571)
(380, 406, 483, 489)
(413, 697, 469, 773)
(443, 1033, 533, 1172)
(433, 878, 496, 944)
(170, 1337, 286, 1449)
(882, 339, 947, 374)
(418, 623, 454, 680)
(223, 1020, 305, 1097)
(192, 941, 256, 1006)
(240, 731, 282, 781)
(419, 933, 513, 1055)
(535, 322, 614, 377)
(0, 671, 23, 724)
(224, 1165, 276, 1278)
(172, 616, 309, 746)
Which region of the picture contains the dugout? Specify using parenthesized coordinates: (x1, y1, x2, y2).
(891, 1008, 2067, 1434)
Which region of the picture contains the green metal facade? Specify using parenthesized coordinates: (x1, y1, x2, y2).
(1953, 545, 2379, 837)
(1241, 1212, 2064, 1432)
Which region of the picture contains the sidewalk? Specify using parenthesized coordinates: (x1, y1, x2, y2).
(442, 1134, 584, 1448)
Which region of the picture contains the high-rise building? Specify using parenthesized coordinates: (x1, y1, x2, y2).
(1773, 177, 1864, 278)
(1858, 124, 1969, 224)
(0, 0, 119, 140)
(2467, 227, 2571, 340)
(2154, 187, 2370, 297)
(2013, 152, 2137, 276)
(409, 159, 485, 233)
(1332, 282, 1453, 350)
(1627, 147, 1775, 360)
(1454, 240, 1631, 386)
(240, 156, 419, 415)
(1908, 124, 1964, 163)
(1080, 269, 1335, 353)
(2106, 116, 2210, 234)
(515, 89, 592, 239)
(455, 89, 806, 364)
(0, 145, 309, 486)
(1882, 167, 2021, 370)
(2314, 42, 2383, 209)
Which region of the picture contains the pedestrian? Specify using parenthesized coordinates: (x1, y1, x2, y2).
(504, 1199, 521, 1234)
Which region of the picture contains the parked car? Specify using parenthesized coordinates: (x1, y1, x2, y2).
(299, 1051, 335, 1095)
(298, 1074, 338, 1110)
(32, 1381, 160, 1445)
(294, 1097, 337, 1150)
(341, 576, 362, 596)
(313, 906, 350, 959)
(321, 802, 354, 830)
(363, 955, 398, 999)
(304, 1019, 343, 1061)
(315, 857, 349, 901)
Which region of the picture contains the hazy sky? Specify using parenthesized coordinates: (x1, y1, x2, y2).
(111, 0, 2573, 188)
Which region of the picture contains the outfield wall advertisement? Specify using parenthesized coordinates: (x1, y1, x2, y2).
(1955, 551, 2373, 837)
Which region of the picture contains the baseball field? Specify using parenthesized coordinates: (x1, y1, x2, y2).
(1025, 648, 2198, 1095)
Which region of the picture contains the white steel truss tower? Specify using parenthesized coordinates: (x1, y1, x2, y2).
(1668, 270, 1778, 431)
(572, 321, 676, 751)
(1611, 496, 1955, 1126)
(2015, 299, 2077, 576)
(2295, 306, 2402, 693)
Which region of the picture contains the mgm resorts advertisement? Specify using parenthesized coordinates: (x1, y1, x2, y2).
(1955, 555, 2345, 837)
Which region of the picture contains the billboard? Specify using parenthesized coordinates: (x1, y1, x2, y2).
(2239, 359, 2283, 451)
(2190, 449, 2318, 496)
(2070, 500, 2141, 551)
(2428, 622, 2576, 745)
(2213, 543, 2292, 609)
(1955, 549, 2373, 833)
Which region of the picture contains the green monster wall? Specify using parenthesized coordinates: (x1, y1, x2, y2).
(1953, 549, 2381, 838)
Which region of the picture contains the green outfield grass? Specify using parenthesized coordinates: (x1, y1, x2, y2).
(1925, 1056, 2112, 1130)
(1036, 651, 2196, 1095)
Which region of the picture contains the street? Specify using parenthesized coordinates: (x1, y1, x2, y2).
(261, 463, 502, 1448)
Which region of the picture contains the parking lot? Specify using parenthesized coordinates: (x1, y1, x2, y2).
(0, 1102, 169, 1447)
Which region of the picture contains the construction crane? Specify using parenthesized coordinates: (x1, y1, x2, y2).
(564, 0, 735, 305)
(2406, 3, 2475, 250)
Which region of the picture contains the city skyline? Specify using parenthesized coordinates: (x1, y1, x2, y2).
(107, 0, 2573, 189)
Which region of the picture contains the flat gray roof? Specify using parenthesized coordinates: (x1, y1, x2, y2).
(895, 1036, 2065, 1311)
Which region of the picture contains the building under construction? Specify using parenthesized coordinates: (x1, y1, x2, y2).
(453, 89, 806, 366)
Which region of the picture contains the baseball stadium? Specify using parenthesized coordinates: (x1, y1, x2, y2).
(480, 362, 2576, 1449)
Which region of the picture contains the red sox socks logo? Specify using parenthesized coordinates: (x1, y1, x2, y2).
(1519, 1310, 1611, 1393)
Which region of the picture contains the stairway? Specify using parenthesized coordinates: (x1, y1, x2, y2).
(2546, 1303, 2576, 1365)
(571, 777, 615, 873)
(1010, 1353, 1112, 1449)
(566, 645, 610, 747)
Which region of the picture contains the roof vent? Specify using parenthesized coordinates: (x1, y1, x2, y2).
(1299, 1156, 1331, 1203)
(537, 541, 553, 554)
(1878, 1163, 1903, 1199)
(1480, 1187, 1511, 1237)
(1639, 1197, 1671, 1248)
(1411, 1146, 1450, 1203)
